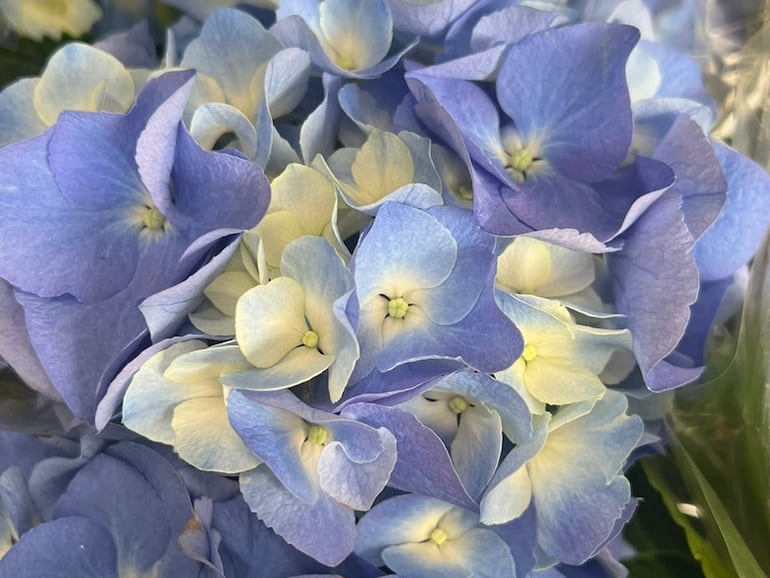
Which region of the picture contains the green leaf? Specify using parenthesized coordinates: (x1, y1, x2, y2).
(642, 457, 735, 578)
(663, 232, 770, 574)
(677, 447, 767, 578)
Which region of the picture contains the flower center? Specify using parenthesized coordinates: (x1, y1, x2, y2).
(522, 344, 537, 362)
(306, 424, 329, 446)
(141, 206, 166, 231)
(509, 148, 533, 173)
(302, 330, 319, 348)
(429, 528, 448, 545)
(448, 395, 468, 414)
(388, 297, 409, 319)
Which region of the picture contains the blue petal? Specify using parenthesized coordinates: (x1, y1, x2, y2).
(53, 443, 199, 575)
(343, 403, 477, 510)
(212, 494, 326, 578)
(0, 517, 118, 577)
(386, 0, 476, 37)
(0, 280, 58, 401)
(693, 143, 770, 281)
(228, 390, 318, 504)
(317, 427, 396, 510)
(240, 465, 356, 566)
(497, 23, 638, 182)
(649, 115, 726, 240)
(0, 132, 140, 304)
(300, 74, 344, 163)
(608, 191, 700, 391)
(15, 290, 147, 422)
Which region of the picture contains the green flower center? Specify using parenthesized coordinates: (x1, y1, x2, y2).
(302, 330, 319, 348)
(141, 206, 166, 231)
(509, 148, 533, 173)
(306, 424, 329, 446)
(522, 344, 537, 362)
(388, 297, 409, 319)
(429, 528, 448, 545)
(448, 395, 468, 414)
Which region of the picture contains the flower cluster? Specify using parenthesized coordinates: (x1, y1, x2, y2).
(0, 1, 768, 577)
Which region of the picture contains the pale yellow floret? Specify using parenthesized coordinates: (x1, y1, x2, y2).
(306, 424, 330, 446)
(429, 528, 448, 545)
(388, 297, 409, 319)
(448, 395, 468, 414)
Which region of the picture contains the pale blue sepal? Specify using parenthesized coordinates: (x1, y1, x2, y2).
(480, 415, 550, 526)
(693, 143, 770, 282)
(436, 371, 532, 443)
(136, 75, 197, 214)
(534, 392, 643, 564)
(317, 427, 397, 510)
(300, 74, 344, 163)
(631, 98, 714, 148)
(0, 79, 46, 146)
(338, 83, 396, 133)
(385, 528, 515, 578)
(354, 494, 457, 566)
(265, 48, 311, 119)
(319, 0, 393, 70)
(385, 0, 477, 37)
(139, 233, 241, 341)
(0, 279, 60, 401)
(401, 371, 531, 501)
(231, 389, 397, 526)
(190, 103, 259, 159)
(356, 494, 516, 578)
(353, 202, 458, 301)
(450, 404, 502, 503)
(400, 131, 442, 190)
(329, 291, 360, 403)
(469, 5, 568, 53)
(607, 191, 700, 392)
(228, 391, 319, 504)
(413, 206, 496, 325)
(239, 466, 357, 567)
